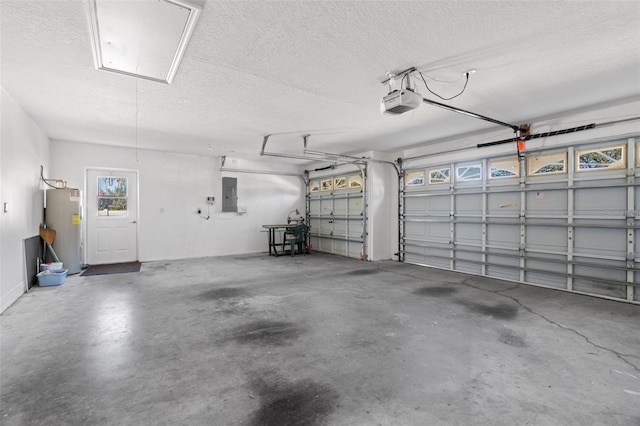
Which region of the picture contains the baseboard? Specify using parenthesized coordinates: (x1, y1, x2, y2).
(1, 280, 26, 314)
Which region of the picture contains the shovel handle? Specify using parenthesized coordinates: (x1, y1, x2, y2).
(47, 243, 61, 263)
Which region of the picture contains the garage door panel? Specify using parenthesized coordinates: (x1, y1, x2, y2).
(456, 194, 482, 214)
(404, 197, 427, 213)
(527, 257, 566, 274)
(487, 192, 520, 215)
(347, 222, 362, 239)
(405, 246, 450, 269)
(526, 270, 566, 288)
(332, 219, 347, 235)
(454, 250, 482, 274)
(309, 199, 321, 215)
(526, 227, 567, 252)
(348, 241, 362, 258)
(574, 227, 625, 257)
(405, 222, 427, 239)
(333, 198, 347, 214)
(320, 199, 332, 213)
(332, 241, 347, 257)
(575, 187, 626, 214)
(454, 260, 482, 275)
(487, 224, 519, 246)
(427, 223, 449, 240)
(312, 236, 333, 252)
(428, 196, 450, 213)
(527, 190, 567, 215)
(348, 197, 364, 214)
(573, 279, 626, 299)
(486, 253, 520, 281)
(317, 219, 333, 233)
(455, 223, 481, 245)
(574, 263, 625, 283)
(526, 272, 566, 288)
(309, 236, 319, 251)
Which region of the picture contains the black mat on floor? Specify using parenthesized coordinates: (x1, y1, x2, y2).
(80, 261, 141, 276)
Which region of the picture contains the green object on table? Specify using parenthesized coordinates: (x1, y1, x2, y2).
(284, 224, 307, 256)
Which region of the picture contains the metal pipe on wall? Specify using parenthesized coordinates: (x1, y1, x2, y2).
(219, 167, 301, 177)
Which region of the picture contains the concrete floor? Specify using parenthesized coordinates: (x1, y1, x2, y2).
(1, 252, 639, 426)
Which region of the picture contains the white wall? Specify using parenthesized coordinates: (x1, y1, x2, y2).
(50, 141, 305, 262)
(367, 157, 399, 261)
(1, 87, 50, 313)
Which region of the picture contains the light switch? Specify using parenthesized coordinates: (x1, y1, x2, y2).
(3, 202, 7, 213)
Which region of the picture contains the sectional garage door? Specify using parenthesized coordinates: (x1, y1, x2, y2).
(307, 171, 366, 259)
(401, 136, 639, 303)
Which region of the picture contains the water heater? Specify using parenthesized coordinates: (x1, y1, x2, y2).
(45, 189, 82, 274)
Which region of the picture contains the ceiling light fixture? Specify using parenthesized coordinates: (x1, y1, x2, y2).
(85, 0, 202, 84)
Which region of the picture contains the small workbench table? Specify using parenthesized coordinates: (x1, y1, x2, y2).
(262, 224, 296, 256)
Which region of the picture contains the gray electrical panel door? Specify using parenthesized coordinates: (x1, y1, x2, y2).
(222, 177, 237, 212)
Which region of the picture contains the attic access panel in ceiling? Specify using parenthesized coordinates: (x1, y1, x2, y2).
(85, 0, 201, 84)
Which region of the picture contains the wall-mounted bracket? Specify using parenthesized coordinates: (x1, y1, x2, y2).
(518, 124, 531, 139)
(260, 134, 272, 156)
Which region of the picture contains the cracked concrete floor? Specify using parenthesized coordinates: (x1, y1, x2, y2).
(1, 253, 639, 425)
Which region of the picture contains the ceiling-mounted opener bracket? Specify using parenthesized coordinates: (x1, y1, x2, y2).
(381, 67, 417, 85)
(259, 134, 272, 156)
(516, 124, 531, 158)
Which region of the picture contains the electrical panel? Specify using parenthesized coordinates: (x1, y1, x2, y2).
(222, 178, 237, 212)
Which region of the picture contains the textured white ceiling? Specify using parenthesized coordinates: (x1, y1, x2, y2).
(1, 1, 639, 162)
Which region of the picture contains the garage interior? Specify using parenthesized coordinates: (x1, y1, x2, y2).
(1, 1, 639, 425)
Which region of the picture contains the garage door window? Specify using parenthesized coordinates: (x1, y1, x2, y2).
(348, 175, 363, 189)
(489, 158, 519, 179)
(456, 165, 482, 181)
(576, 145, 624, 171)
(334, 177, 347, 190)
(429, 167, 450, 184)
(527, 152, 567, 176)
(405, 170, 425, 186)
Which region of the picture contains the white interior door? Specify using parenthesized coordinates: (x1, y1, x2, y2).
(86, 168, 138, 265)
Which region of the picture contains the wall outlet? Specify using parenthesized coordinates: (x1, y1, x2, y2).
(206, 196, 215, 205)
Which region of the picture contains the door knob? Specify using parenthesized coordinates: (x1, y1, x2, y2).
(130, 220, 137, 224)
